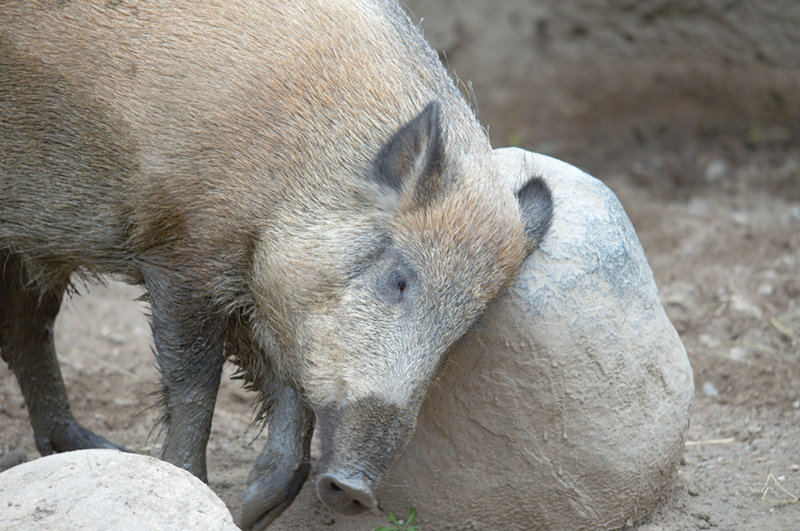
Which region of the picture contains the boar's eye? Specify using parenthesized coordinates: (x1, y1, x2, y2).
(379, 256, 415, 304)
(392, 271, 407, 297)
(388, 270, 407, 301)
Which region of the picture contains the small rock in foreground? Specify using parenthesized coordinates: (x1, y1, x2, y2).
(0, 449, 237, 530)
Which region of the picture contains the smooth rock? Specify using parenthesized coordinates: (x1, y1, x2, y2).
(0, 449, 237, 530)
(378, 148, 694, 530)
(703, 381, 720, 397)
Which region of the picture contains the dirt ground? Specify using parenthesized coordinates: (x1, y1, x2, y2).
(2, 125, 799, 530)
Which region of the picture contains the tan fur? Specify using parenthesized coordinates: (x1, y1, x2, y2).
(2, 1, 518, 381)
(1, 1, 549, 515)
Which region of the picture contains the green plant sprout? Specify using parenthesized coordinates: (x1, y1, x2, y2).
(375, 505, 421, 531)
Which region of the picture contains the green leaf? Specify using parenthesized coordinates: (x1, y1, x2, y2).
(376, 506, 421, 531)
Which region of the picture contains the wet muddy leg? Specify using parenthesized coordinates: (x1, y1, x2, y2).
(0, 250, 124, 454)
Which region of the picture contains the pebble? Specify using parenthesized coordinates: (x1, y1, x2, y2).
(791, 464, 799, 472)
(791, 204, 800, 223)
(731, 212, 750, 226)
(728, 346, 748, 361)
(109, 333, 127, 345)
(702, 382, 719, 397)
(703, 159, 727, 182)
(761, 269, 779, 280)
(698, 333, 719, 348)
(757, 283, 774, 296)
(729, 294, 763, 319)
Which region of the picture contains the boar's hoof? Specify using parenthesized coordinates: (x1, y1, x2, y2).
(240, 460, 310, 530)
(317, 472, 376, 515)
(38, 419, 126, 455)
(239, 384, 314, 529)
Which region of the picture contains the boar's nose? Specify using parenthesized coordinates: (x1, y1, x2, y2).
(317, 472, 376, 515)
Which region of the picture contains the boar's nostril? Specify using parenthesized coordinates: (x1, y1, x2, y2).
(317, 472, 376, 516)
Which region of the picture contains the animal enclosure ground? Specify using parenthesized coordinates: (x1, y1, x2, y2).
(1, 136, 799, 530)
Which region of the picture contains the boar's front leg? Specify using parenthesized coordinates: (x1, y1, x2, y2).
(240, 383, 314, 530)
(142, 265, 225, 482)
(0, 251, 124, 454)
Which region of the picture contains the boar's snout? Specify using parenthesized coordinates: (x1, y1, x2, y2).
(314, 395, 418, 515)
(317, 471, 376, 515)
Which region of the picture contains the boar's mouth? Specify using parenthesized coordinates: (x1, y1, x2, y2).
(314, 396, 417, 515)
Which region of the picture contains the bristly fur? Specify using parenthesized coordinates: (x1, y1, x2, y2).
(1, 0, 553, 514)
(225, 310, 281, 433)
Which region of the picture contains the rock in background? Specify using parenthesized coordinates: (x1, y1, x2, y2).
(0, 449, 238, 530)
(378, 148, 694, 530)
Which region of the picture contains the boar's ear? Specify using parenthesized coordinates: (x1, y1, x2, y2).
(516, 175, 553, 255)
(375, 101, 445, 206)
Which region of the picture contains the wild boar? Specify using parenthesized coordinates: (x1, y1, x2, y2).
(0, 0, 552, 528)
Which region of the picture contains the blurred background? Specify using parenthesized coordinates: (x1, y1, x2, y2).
(407, 0, 799, 196)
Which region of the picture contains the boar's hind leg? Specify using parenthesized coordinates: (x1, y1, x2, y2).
(0, 251, 124, 455)
(142, 265, 225, 482)
(240, 383, 314, 530)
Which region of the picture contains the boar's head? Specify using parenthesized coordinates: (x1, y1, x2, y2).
(249, 101, 552, 515)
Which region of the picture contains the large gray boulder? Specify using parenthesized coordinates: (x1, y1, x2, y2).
(0, 449, 237, 530)
(378, 148, 694, 530)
